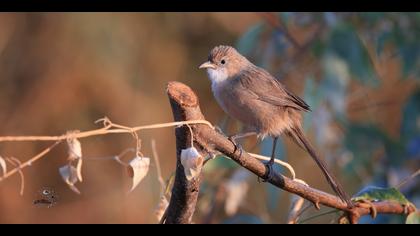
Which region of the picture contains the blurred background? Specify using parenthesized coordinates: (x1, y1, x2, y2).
(0, 13, 418, 224)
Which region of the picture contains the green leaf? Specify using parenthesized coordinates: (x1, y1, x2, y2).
(406, 211, 420, 224)
(401, 90, 420, 141)
(352, 186, 411, 206)
(328, 24, 378, 86)
(236, 23, 264, 57)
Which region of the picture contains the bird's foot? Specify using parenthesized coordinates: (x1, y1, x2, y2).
(228, 135, 244, 157)
(214, 126, 244, 157)
(355, 199, 377, 219)
(258, 159, 275, 183)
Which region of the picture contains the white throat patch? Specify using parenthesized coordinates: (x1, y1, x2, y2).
(206, 68, 228, 88)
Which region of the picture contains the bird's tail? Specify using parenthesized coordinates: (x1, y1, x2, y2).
(288, 126, 354, 208)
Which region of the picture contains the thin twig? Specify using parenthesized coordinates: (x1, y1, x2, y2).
(225, 153, 308, 185)
(0, 140, 62, 182)
(6, 157, 25, 196)
(151, 139, 166, 196)
(293, 202, 313, 222)
(0, 119, 213, 142)
(287, 195, 306, 224)
(248, 153, 296, 180)
(298, 209, 339, 224)
(396, 168, 420, 189)
(86, 148, 135, 167)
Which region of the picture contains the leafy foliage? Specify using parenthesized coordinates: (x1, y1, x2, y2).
(352, 186, 412, 205)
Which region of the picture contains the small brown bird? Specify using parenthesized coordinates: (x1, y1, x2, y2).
(199, 45, 353, 207)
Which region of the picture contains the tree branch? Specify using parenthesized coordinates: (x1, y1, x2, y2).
(164, 82, 206, 224)
(165, 81, 416, 224)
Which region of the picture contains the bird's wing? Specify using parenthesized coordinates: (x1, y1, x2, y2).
(238, 68, 310, 112)
(285, 89, 311, 112)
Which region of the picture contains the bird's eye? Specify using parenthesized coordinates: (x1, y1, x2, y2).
(221, 59, 226, 65)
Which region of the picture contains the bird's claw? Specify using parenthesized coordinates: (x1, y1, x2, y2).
(258, 159, 275, 183)
(355, 200, 377, 219)
(228, 135, 244, 157)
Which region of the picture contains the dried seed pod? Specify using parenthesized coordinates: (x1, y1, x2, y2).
(127, 156, 150, 192)
(67, 137, 83, 182)
(180, 147, 203, 181)
(59, 164, 80, 194)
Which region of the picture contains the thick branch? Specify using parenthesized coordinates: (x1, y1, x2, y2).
(164, 82, 206, 224)
(165, 81, 415, 224)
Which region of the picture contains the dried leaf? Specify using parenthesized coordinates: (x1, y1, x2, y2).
(67, 138, 83, 182)
(127, 156, 150, 192)
(224, 169, 250, 216)
(0, 156, 6, 176)
(180, 147, 203, 181)
(59, 165, 80, 194)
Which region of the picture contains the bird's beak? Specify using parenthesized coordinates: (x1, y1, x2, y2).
(199, 61, 216, 70)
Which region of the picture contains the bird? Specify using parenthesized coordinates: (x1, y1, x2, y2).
(199, 45, 353, 208)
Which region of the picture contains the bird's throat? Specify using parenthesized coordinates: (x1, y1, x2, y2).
(206, 68, 228, 87)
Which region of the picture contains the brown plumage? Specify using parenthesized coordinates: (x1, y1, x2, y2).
(200, 45, 353, 207)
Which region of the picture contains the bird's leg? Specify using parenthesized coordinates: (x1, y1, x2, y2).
(262, 136, 278, 182)
(227, 132, 256, 156)
(215, 126, 256, 157)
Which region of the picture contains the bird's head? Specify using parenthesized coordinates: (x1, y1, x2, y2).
(199, 45, 249, 84)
